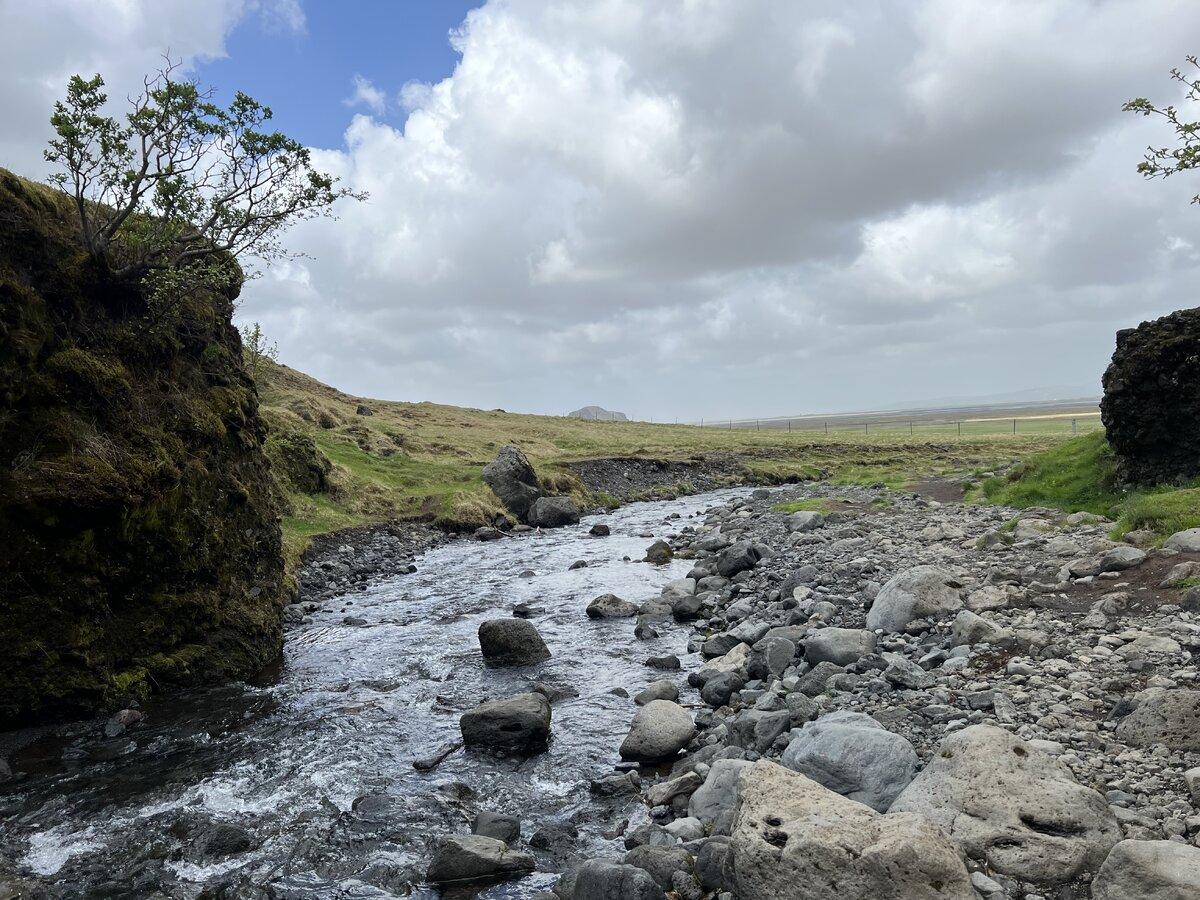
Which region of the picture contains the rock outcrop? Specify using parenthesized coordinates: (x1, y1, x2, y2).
(0, 169, 286, 725)
(567, 405, 628, 422)
(482, 444, 543, 521)
(1101, 307, 1200, 484)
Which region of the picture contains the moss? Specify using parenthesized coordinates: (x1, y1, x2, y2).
(0, 168, 286, 726)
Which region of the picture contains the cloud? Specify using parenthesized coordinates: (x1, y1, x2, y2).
(5, 0, 1200, 419)
(345, 74, 386, 115)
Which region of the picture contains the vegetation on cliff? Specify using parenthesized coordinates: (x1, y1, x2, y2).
(0, 169, 286, 724)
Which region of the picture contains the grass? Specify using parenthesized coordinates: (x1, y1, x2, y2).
(979, 431, 1200, 540)
(254, 359, 1086, 560)
(773, 498, 842, 514)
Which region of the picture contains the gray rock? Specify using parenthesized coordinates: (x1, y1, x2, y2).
(789, 511, 825, 532)
(865, 565, 962, 632)
(1100, 545, 1146, 572)
(804, 627, 876, 666)
(482, 445, 543, 521)
(1116, 688, 1200, 750)
(694, 836, 730, 892)
(881, 652, 934, 689)
(746, 637, 795, 680)
(634, 680, 680, 706)
(729, 760, 975, 899)
(949, 610, 1014, 647)
(529, 496, 581, 528)
(700, 671, 744, 708)
(619, 700, 695, 761)
(568, 858, 665, 900)
(780, 710, 918, 811)
(460, 693, 552, 749)
(586, 593, 640, 619)
(426, 834, 535, 884)
(727, 709, 791, 754)
(795, 660, 844, 696)
(889, 724, 1120, 885)
(622, 845, 693, 892)
(473, 810, 521, 845)
(644, 540, 673, 564)
(689, 758, 752, 824)
(715, 542, 762, 577)
(478, 618, 551, 666)
(1163, 527, 1200, 552)
(1092, 839, 1200, 900)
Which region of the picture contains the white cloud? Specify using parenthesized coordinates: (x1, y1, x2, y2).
(5, 0, 1200, 419)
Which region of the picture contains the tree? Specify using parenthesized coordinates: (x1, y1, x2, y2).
(1124, 55, 1200, 204)
(45, 57, 365, 280)
(240, 321, 279, 381)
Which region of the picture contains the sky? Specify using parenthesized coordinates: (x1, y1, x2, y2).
(3, 0, 1200, 421)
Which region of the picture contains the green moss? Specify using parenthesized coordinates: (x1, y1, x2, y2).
(773, 498, 835, 514)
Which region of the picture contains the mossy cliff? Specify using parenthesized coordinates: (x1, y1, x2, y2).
(0, 169, 286, 726)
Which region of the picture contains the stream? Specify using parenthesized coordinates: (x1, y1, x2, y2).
(0, 488, 751, 898)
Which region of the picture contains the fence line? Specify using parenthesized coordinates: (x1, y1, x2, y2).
(687, 411, 1103, 437)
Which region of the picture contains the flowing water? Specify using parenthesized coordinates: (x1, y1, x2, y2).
(1, 488, 751, 898)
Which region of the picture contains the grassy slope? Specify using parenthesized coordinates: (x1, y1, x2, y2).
(980, 431, 1200, 539)
(256, 360, 1074, 564)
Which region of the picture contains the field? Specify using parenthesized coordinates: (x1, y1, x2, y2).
(256, 361, 1087, 563)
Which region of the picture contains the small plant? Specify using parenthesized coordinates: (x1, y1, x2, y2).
(240, 321, 279, 381)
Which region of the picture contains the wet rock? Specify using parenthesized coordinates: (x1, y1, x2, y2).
(889, 724, 1120, 885)
(865, 565, 962, 632)
(729, 760, 975, 900)
(634, 680, 679, 706)
(589, 523, 611, 537)
(426, 834, 535, 885)
(1115, 688, 1200, 750)
(474, 526, 504, 541)
(645, 654, 680, 671)
(780, 711, 917, 811)
(619, 700, 695, 761)
(803, 627, 876, 666)
(472, 810, 521, 845)
(529, 496, 581, 528)
(715, 541, 762, 577)
(478, 618, 551, 666)
(197, 822, 255, 858)
(586, 593, 639, 619)
(103, 708, 144, 738)
(460, 693, 552, 749)
(482, 445, 543, 521)
(1092, 839, 1200, 899)
(644, 540, 673, 564)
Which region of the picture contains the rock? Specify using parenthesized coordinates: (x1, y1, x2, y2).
(426, 834, 535, 885)
(475, 526, 504, 541)
(586, 594, 639, 619)
(715, 542, 762, 577)
(482, 445, 543, 521)
(460, 693, 552, 749)
(1101, 307, 1200, 484)
(197, 822, 255, 858)
(1101, 545, 1146, 572)
(865, 565, 962, 632)
(645, 654, 681, 671)
(473, 810, 521, 845)
(619, 700, 695, 761)
(795, 660, 843, 696)
(1185, 766, 1200, 803)
(780, 711, 918, 811)
(889, 724, 1120, 884)
(700, 671, 744, 707)
(803, 627, 876, 666)
(671, 595, 704, 621)
(568, 405, 628, 422)
(746, 637, 795, 680)
(729, 760, 975, 900)
(528, 496, 581, 528)
(478, 618, 551, 666)
(645, 771, 703, 808)
(948, 610, 1013, 647)
(694, 836, 731, 892)
(1163, 526, 1200, 552)
(589, 523, 611, 537)
(634, 680, 679, 706)
(727, 709, 791, 753)
(881, 652, 934, 689)
(1115, 688, 1200, 750)
(1092, 840, 1200, 900)
(567, 858, 665, 900)
(622, 845, 693, 893)
(789, 511, 825, 532)
(644, 540, 673, 564)
(689, 758, 753, 825)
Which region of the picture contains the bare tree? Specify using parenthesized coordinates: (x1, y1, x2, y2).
(45, 57, 365, 279)
(1124, 55, 1200, 204)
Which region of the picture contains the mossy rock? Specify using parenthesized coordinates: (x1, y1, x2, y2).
(266, 428, 333, 494)
(0, 168, 287, 726)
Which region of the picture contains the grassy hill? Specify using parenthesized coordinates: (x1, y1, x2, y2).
(255, 360, 1078, 565)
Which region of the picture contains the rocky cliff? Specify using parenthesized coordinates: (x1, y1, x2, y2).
(0, 170, 286, 725)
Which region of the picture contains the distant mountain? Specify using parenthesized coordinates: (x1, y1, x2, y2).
(569, 405, 628, 422)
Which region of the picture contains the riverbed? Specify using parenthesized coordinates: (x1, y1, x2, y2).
(1, 488, 751, 898)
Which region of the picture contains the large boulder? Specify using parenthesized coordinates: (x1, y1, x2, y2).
(865, 566, 962, 633)
(586, 594, 639, 619)
(619, 700, 695, 761)
(478, 618, 551, 666)
(1101, 307, 1200, 484)
(566, 858, 665, 900)
(780, 711, 917, 811)
(803, 627, 876, 666)
(1091, 839, 1200, 900)
(715, 542, 762, 578)
(889, 725, 1120, 884)
(729, 760, 975, 900)
(460, 693, 551, 749)
(482, 445, 543, 521)
(1115, 688, 1200, 750)
(689, 758, 753, 827)
(426, 834, 535, 884)
(528, 495, 581, 528)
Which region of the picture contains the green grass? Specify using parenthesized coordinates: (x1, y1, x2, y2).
(980, 431, 1200, 540)
(773, 498, 837, 514)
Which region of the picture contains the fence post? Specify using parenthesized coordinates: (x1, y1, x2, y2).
(824, 420, 828, 434)
(788, 420, 792, 434)
(864, 422, 868, 434)
(1072, 418, 1077, 435)
(957, 421, 961, 436)
(909, 421, 913, 436)
(729, 420, 732, 430)
(756, 419, 760, 431)
(1013, 418, 1017, 434)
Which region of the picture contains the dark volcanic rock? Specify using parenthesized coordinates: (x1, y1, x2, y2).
(528, 495, 581, 528)
(482, 445, 544, 521)
(460, 693, 552, 749)
(478, 618, 551, 666)
(1101, 307, 1200, 484)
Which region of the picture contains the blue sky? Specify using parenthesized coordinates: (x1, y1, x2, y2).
(196, 1, 480, 149)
